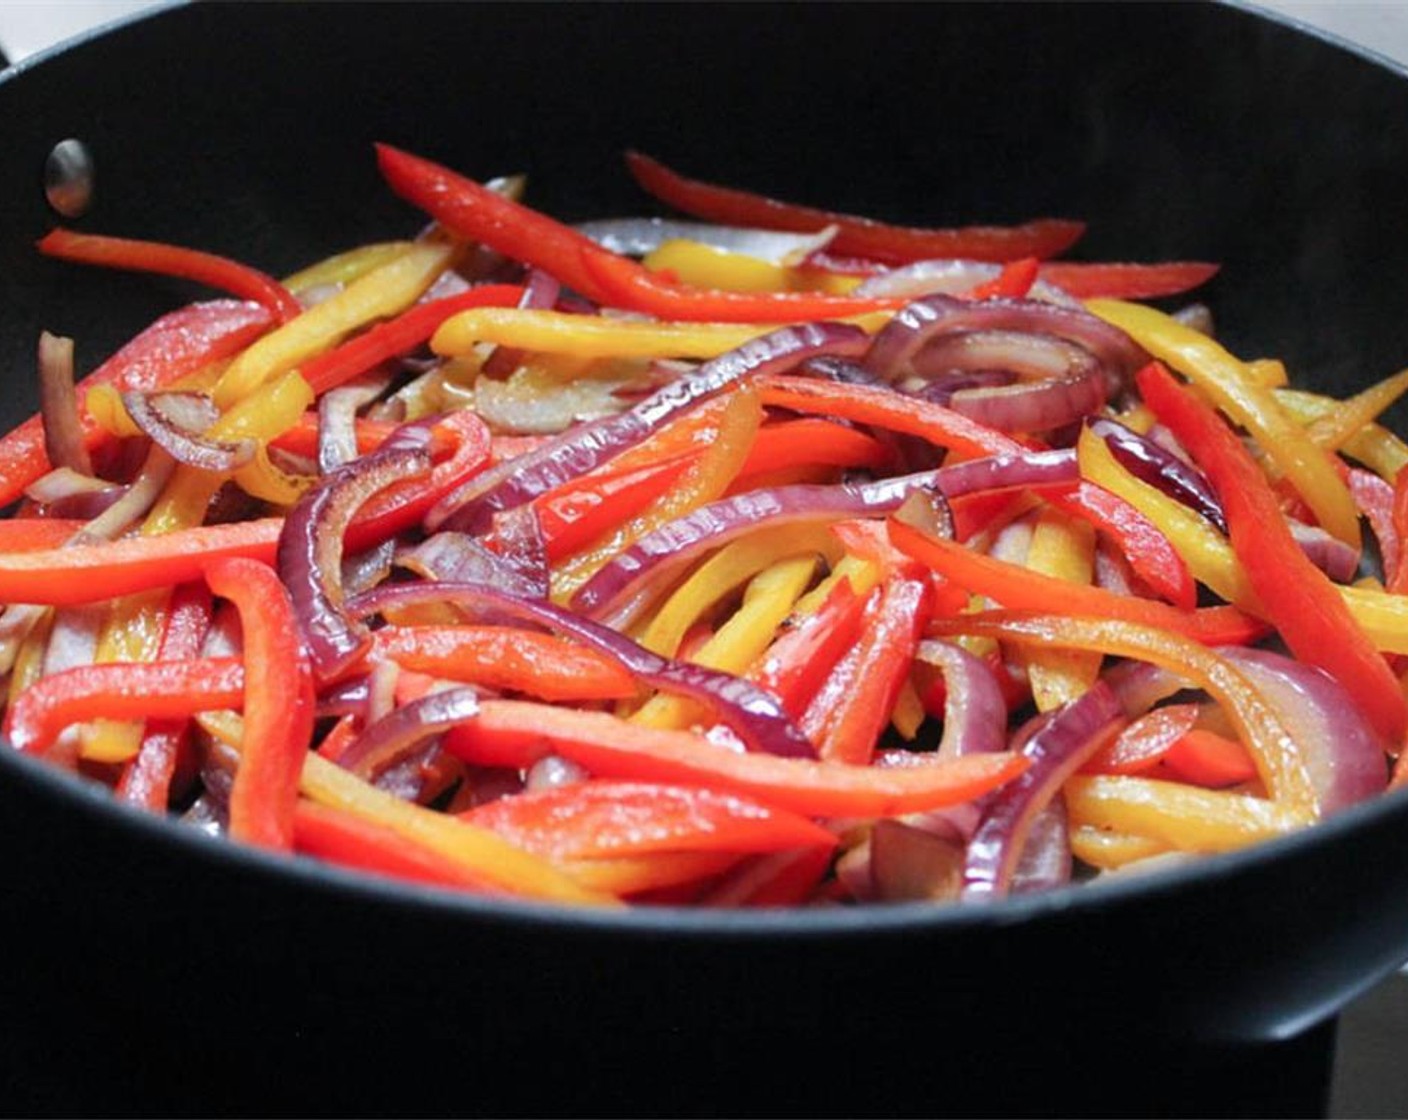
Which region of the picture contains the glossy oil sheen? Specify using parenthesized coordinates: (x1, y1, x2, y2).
(1, 3, 1408, 1114)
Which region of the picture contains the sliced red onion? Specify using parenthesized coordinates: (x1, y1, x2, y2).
(24, 468, 119, 507)
(854, 259, 1080, 307)
(1009, 798, 1072, 895)
(341, 537, 398, 599)
(38, 331, 93, 477)
(1173, 303, 1215, 335)
(1287, 520, 1361, 584)
(910, 369, 1017, 405)
(864, 295, 1146, 395)
(1086, 416, 1227, 533)
(317, 674, 371, 720)
(79, 445, 177, 541)
(122, 390, 255, 473)
(428, 321, 871, 534)
(796, 355, 885, 386)
(483, 505, 550, 599)
(278, 437, 432, 682)
(575, 216, 836, 264)
(1350, 468, 1399, 577)
(396, 531, 546, 600)
(944, 366, 1107, 434)
(480, 267, 564, 378)
(572, 448, 1077, 627)
(868, 818, 966, 902)
(525, 753, 590, 791)
(338, 686, 481, 781)
(345, 580, 816, 759)
(1219, 647, 1387, 814)
(963, 681, 1126, 900)
(914, 639, 1009, 758)
(317, 374, 392, 474)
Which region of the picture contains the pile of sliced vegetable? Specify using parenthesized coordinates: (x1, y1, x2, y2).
(6, 144, 1407, 909)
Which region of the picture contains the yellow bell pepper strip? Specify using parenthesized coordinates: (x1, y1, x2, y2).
(4, 657, 245, 757)
(1302, 366, 1408, 456)
(114, 581, 213, 811)
(888, 518, 1264, 646)
(368, 625, 639, 702)
(1137, 360, 1408, 747)
(1020, 508, 1101, 711)
(551, 382, 762, 598)
(1086, 300, 1361, 547)
(431, 306, 786, 361)
(203, 557, 314, 851)
(623, 150, 1086, 263)
(290, 798, 512, 896)
(749, 576, 869, 719)
(444, 699, 1029, 818)
(373, 142, 910, 323)
(636, 523, 840, 658)
(0, 300, 272, 509)
(632, 553, 820, 731)
(803, 571, 933, 765)
(298, 750, 615, 906)
(927, 611, 1318, 818)
(1067, 825, 1172, 870)
(1063, 775, 1305, 853)
(1276, 388, 1408, 481)
(300, 283, 524, 394)
(642, 238, 811, 294)
(37, 228, 302, 324)
(213, 240, 455, 408)
(281, 241, 414, 295)
(459, 779, 838, 860)
(0, 518, 283, 606)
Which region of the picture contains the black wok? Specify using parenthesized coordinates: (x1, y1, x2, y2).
(2, 3, 1408, 1115)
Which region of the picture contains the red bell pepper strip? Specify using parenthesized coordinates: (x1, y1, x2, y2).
(749, 577, 869, 718)
(1160, 728, 1260, 788)
(0, 519, 87, 551)
(272, 414, 455, 460)
(291, 799, 509, 894)
(37, 228, 302, 324)
(0, 518, 283, 606)
(444, 698, 1029, 818)
(4, 657, 245, 757)
(459, 780, 837, 860)
(1037, 261, 1220, 300)
(0, 300, 272, 509)
(116, 581, 214, 811)
(298, 283, 524, 394)
(203, 557, 315, 851)
(803, 572, 932, 765)
(965, 257, 1040, 301)
(534, 453, 696, 562)
(624, 150, 1086, 264)
(887, 516, 1265, 646)
(343, 410, 493, 549)
(374, 143, 909, 322)
(370, 625, 639, 702)
(1138, 360, 1408, 745)
(1081, 703, 1201, 776)
(736, 418, 894, 480)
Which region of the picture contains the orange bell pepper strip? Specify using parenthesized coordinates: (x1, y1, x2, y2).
(623, 150, 1086, 263)
(887, 516, 1265, 646)
(444, 699, 1028, 818)
(0, 299, 272, 508)
(203, 557, 315, 851)
(291, 799, 510, 895)
(459, 780, 837, 860)
(534, 453, 696, 562)
(4, 657, 245, 757)
(965, 257, 1040, 300)
(37, 228, 302, 324)
(374, 142, 909, 322)
(369, 625, 639, 702)
(0, 518, 283, 606)
(298, 283, 524, 394)
(1138, 361, 1407, 746)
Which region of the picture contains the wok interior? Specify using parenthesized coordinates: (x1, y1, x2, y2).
(3, 5, 1408, 1111)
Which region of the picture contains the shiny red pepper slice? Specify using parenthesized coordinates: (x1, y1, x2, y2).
(204, 557, 315, 851)
(1138, 360, 1408, 746)
(624, 150, 1086, 264)
(38, 228, 302, 323)
(749, 576, 869, 718)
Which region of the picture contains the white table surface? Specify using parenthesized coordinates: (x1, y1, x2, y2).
(3, 2, 1408, 1116)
